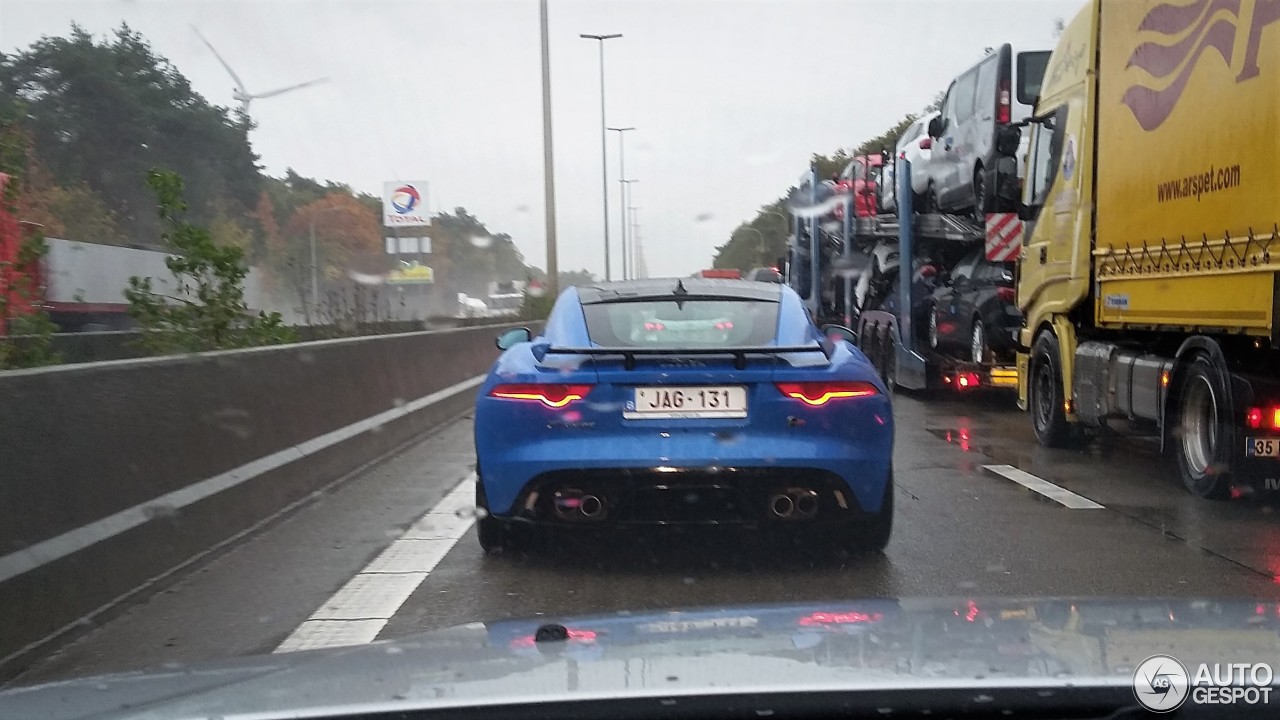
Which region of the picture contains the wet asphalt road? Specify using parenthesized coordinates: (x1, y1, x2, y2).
(12, 388, 1280, 686)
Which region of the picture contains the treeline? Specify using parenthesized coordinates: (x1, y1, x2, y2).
(0, 24, 567, 315)
(712, 93, 943, 273)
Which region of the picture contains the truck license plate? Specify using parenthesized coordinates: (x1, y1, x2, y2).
(1247, 438, 1280, 458)
(626, 386, 747, 419)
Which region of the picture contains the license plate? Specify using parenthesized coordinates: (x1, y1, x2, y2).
(1247, 437, 1280, 458)
(625, 386, 747, 419)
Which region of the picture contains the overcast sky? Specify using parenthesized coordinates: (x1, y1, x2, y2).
(2, 0, 1085, 279)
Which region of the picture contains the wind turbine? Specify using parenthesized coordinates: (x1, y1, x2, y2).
(192, 26, 329, 114)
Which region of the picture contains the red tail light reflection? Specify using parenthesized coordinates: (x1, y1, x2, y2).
(490, 384, 593, 408)
(715, 321, 734, 330)
(798, 611, 884, 627)
(644, 322, 666, 331)
(996, 287, 1016, 303)
(510, 629, 598, 649)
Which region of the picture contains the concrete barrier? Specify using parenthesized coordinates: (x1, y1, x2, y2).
(0, 322, 539, 674)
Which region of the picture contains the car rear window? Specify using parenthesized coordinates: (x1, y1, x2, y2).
(582, 299, 780, 348)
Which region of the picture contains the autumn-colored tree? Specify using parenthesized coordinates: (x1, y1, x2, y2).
(278, 192, 381, 318)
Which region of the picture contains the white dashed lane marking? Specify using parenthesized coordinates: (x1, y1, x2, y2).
(981, 464, 1105, 509)
(274, 473, 476, 653)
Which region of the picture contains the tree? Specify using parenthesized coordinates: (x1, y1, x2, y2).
(714, 95, 948, 272)
(19, 178, 128, 245)
(711, 201, 789, 273)
(278, 192, 382, 315)
(125, 170, 293, 353)
(1, 114, 60, 367)
(0, 23, 262, 245)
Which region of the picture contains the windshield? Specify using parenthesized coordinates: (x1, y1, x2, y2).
(6, 1, 1280, 718)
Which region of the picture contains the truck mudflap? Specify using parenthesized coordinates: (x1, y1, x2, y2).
(1227, 371, 1280, 495)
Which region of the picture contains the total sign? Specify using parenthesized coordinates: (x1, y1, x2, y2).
(383, 181, 431, 227)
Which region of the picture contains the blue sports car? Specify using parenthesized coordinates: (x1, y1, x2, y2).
(474, 278, 894, 553)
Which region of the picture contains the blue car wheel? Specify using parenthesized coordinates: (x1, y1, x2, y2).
(848, 469, 893, 553)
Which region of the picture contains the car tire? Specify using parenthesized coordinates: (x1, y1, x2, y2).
(972, 165, 987, 226)
(1029, 331, 1073, 448)
(1174, 355, 1234, 499)
(476, 478, 519, 555)
(849, 471, 894, 553)
(971, 319, 989, 364)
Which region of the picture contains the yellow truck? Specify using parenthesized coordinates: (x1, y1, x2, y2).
(1015, 0, 1280, 497)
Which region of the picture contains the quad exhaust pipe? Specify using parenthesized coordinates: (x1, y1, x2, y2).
(552, 489, 606, 521)
(768, 489, 819, 520)
(769, 493, 794, 518)
(579, 494, 603, 518)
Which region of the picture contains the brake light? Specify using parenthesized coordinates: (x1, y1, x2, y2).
(998, 79, 1011, 124)
(490, 384, 593, 408)
(955, 372, 981, 389)
(918, 137, 932, 150)
(1247, 407, 1280, 429)
(997, 286, 1016, 303)
(714, 321, 734, 330)
(644, 322, 665, 331)
(775, 381, 878, 405)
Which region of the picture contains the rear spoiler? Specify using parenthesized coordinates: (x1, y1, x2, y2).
(539, 344, 828, 370)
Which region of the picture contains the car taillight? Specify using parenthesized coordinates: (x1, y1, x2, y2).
(490, 384, 593, 408)
(998, 79, 1011, 124)
(918, 137, 932, 150)
(1246, 407, 1280, 429)
(775, 381, 878, 405)
(997, 286, 1016, 303)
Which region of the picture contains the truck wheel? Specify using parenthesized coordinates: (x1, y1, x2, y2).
(1030, 332, 1072, 447)
(1174, 357, 1234, 499)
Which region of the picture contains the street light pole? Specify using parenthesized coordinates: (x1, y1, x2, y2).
(608, 126, 634, 280)
(308, 205, 345, 323)
(542, 0, 559, 297)
(621, 178, 638, 279)
(580, 33, 621, 280)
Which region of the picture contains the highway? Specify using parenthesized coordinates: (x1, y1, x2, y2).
(10, 388, 1280, 687)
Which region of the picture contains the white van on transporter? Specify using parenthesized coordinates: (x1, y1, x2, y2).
(925, 43, 1050, 222)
